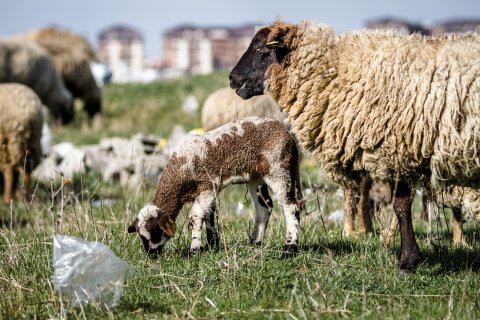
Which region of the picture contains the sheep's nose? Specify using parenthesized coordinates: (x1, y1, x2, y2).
(229, 73, 244, 90)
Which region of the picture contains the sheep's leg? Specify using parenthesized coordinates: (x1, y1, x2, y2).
(265, 177, 300, 255)
(205, 205, 220, 248)
(357, 176, 373, 234)
(380, 214, 398, 246)
(248, 182, 273, 245)
(452, 207, 465, 246)
(343, 188, 357, 238)
(393, 181, 421, 272)
(3, 165, 14, 204)
(189, 191, 216, 252)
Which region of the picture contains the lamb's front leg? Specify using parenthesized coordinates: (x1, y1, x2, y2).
(248, 183, 273, 245)
(189, 191, 216, 253)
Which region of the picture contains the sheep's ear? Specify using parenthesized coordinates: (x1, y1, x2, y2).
(160, 216, 176, 237)
(127, 219, 138, 233)
(266, 40, 285, 49)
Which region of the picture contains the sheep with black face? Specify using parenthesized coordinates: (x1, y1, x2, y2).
(128, 117, 303, 256)
(229, 20, 480, 272)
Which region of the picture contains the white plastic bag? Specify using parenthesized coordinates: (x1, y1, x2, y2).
(53, 235, 131, 308)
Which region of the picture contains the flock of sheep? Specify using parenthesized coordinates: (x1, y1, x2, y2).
(0, 28, 102, 205)
(2, 20, 480, 274)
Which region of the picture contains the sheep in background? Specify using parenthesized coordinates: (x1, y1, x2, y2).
(0, 84, 43, 204)
(128, 117, 303, 256)
(230, 20, 480, 272)
(0, 39, 73, 124)
(14, 28, 102, 119)
(201, 87, 288, 131)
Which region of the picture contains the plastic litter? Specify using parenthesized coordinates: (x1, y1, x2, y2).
(53, 235, 131, 308)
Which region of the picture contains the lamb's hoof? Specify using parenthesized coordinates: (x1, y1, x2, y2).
(182, 246, 203, 258)
(206, 236, 220, 249)
(282, 244, 298, 258)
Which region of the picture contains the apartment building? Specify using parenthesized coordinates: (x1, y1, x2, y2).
(162, 24, 258, 75)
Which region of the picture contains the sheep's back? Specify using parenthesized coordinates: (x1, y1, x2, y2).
(201, 87, 287, 131)
(0, 83, 43, 171)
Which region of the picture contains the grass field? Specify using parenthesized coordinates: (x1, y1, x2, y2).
(1, 72, 480, 319)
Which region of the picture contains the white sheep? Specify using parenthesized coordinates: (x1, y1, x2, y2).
(128, 117, 303, 256)
(201, 87, 288, 131)
(229, 20, 480, 272)
(0, 39, 73, 124)
(0, 83, 43, 204)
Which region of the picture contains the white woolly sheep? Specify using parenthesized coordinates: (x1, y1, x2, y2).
(201, 87, 287, 131)
(128, 117, 303, 256)
(0, 83, 43, 204)
(0, 39, 73, 124)
(14, 28, 102, 119)
(229, 20, 480, 272)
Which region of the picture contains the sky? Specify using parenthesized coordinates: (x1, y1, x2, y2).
(1, 0, 479, 59)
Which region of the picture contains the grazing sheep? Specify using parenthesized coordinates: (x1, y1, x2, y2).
(201, 87, 287, 131)
(0, 84, 43, 204)
(0, 39, 73, 124)
(14, 28, 102, 119)
(128, 117, 303, 256)
(229, 20, 480, 271)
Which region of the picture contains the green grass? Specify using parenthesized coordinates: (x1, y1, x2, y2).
(1, 72, 480, 319)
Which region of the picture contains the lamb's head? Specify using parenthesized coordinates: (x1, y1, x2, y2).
(128, 204, 176, 256)
(229, 21, 296, 99)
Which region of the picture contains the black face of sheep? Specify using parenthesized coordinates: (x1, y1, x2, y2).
(229, 26, 289, 99)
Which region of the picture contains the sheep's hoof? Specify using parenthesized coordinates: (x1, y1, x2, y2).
(282, 244, 298, 258)
(249, 238, 263, 246)
(397, 247, 421, 273)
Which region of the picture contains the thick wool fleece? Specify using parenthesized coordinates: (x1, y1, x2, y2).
(266, 21, 480, 188)
(201, 87, 287, 131)
(14, 28, 101, 111)
(0, 39, 72, 119)
(0, 84, 43, 174)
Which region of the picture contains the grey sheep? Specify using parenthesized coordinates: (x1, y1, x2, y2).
(0, 84, 43, 204)
(0, 39, 73, 124)
(15, 28, 102, 119)
(229, 20, 480, 272)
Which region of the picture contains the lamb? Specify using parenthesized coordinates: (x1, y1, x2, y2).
(0, 39, 74, 124)
(128, 117, 303, 256)
(201, 87, 287, 131)
(14, 28, 102, 119)
(229, 20, 480, 272)
(0, 83, 43, 204)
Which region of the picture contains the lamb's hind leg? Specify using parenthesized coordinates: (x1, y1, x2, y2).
(248, 182, 273, 245)
(205, 205, 220, 249)
(189, 191, 216, 253)
(265, 177, 300, 256)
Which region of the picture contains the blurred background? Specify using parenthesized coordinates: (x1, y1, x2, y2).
(2, 0, 480, 83)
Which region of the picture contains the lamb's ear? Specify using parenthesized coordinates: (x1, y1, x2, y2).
(160, 215, 176, 237)
(127, 219, 138, 233)
(266, 40, 285, 49)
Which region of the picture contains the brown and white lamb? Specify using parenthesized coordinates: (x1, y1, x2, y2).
(128, 116, 303, 256)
